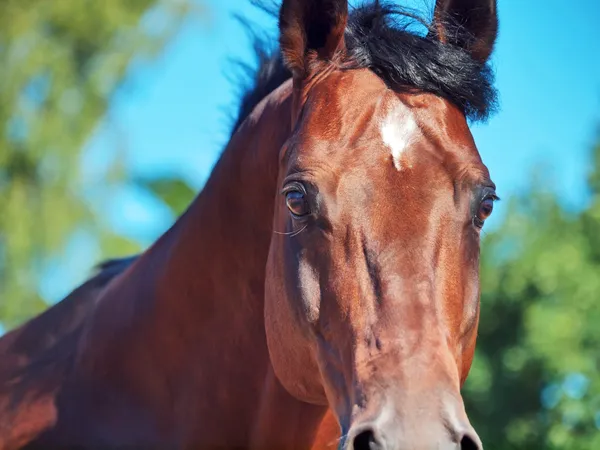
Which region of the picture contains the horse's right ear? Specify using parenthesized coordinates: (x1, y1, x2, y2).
(279, 0, 348, 80)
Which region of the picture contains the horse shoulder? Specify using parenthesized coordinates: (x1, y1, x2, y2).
(311, 409, 340, 450)
(0, 267, 121, 449)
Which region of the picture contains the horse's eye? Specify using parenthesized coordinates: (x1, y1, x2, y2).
(285, 190, 310, 217)
(475, 197, 495, 227)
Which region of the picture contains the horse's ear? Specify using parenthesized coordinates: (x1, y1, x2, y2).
(279, 0, 348, 80)
(431, 0, 498, 64)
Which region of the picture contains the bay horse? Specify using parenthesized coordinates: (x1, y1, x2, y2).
(0, 0, 499, 448)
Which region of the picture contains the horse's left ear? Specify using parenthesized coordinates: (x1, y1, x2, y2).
(431, 0, 498, 64)
(279, 0, 348, 80)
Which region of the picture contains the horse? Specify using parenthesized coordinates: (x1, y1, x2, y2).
(0, 0, 499, 448)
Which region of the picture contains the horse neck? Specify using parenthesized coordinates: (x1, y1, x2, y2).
(159, 80, 293, 347)
(78, 80, 327, 446)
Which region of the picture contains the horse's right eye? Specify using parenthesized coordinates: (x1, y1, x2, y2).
(285, 190, 310, 218)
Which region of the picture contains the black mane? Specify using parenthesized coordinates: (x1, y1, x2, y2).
(232, 0, 497, 135)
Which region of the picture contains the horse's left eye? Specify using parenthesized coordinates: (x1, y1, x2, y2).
(285, 190, 310, 217)
(475, 197, 495, 228)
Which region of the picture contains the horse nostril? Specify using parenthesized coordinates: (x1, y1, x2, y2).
(352, 428, 384, 450)
(460, 433, 482, 450)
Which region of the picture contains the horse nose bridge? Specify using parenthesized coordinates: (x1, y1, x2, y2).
(365, 274, 449, 345)
(353, 332, 461, 394)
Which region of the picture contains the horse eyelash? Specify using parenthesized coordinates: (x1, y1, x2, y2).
(273, 224, 308, 238)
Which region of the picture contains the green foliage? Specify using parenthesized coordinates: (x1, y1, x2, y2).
(464, 133, 600, 449)
(0, 0, 196, 329)
(136, 176, 196, 216)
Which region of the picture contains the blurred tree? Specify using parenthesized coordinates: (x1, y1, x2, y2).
(464, 129, 600, 449)
(0, 0, 198, 330)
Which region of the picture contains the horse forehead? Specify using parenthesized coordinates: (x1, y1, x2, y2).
(379, 95, 419, 171)
(300, 72, 483, 176)
(302, 69, 388, 140)
(399, 91, 484, 164)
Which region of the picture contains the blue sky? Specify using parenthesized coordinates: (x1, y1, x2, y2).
(40, 0, 600, 303)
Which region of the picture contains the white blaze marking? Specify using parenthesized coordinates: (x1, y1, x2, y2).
(380, 101, 418, 171)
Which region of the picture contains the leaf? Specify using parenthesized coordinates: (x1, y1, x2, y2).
(136, 176, 196, 216)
